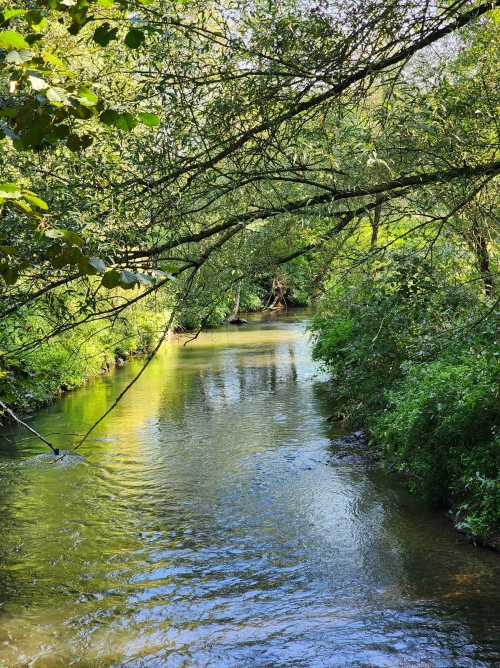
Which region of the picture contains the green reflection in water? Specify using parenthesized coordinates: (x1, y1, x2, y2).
(0, 309, 500, 667)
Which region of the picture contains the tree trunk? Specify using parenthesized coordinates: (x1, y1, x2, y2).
(369, 195, 383, 247)
(470, 221, 493, 297)
(224, 280, 242, 322)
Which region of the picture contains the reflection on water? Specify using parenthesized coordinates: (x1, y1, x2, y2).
(1, 309, 500, 667)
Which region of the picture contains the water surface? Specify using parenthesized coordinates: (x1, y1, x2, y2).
(1, 309, 500, 667)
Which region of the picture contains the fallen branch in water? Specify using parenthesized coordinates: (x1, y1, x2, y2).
(0, 400, 60, 455)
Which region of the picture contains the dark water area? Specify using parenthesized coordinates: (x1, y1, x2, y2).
(1, 309, 500, 667)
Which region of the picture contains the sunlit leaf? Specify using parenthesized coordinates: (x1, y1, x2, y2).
(78, 85, 98, 106)
(0, 183, 21, 199)
(28, 73, 47, 91)
(42, 51, 65, 67)
(45, 228, 65, 239)
(114, 112, 137, 131)
(138, 112, 160, 127)
(0, 31, 29, 50)
(22, 193, 48, 210)
(9, 199, 32, 214)
(5, 49, 33, 63)
(1, 9, 26, 21)
(135, 272, 155, 286)
(46, 87, 69, 103)
(89, 257, 106, 273)
(62, 229, 84, 245)
(119, 269, 137, 284)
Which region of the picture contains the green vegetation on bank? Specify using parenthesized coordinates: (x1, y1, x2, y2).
(1, 295, 165, 412)
(310, 246, 500, 541)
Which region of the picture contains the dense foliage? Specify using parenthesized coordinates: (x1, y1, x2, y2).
(3, 0, 500, 536)
(310, 243, 500, 540)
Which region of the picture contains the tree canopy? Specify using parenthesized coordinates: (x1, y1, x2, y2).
(2, 0, 500, 363)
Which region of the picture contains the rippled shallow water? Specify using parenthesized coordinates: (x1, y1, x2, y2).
(1, 309, 500, 667)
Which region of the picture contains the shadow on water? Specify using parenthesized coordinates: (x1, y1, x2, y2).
(1, 308, 500, 666)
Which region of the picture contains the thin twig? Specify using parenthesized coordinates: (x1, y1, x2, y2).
(0, 400, 60, 454)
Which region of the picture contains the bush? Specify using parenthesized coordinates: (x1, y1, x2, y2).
(311, 249, 500, 538)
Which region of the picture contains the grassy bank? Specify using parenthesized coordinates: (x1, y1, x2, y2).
(310, 250, 500, 546)
(0, 298, 167, 414)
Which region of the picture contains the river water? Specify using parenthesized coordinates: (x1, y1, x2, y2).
(1, 309, 500, 667)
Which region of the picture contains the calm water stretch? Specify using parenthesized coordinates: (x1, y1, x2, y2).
(1, 309, 500, 667)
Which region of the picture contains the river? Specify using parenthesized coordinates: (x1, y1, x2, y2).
(1, 309, 500, 667)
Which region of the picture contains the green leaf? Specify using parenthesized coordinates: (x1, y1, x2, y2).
(22, 193, 48, 210)
(89, 256, 106, 273)
(158, 263, 179, 275)
(124, 28, 145, 49)
(46, 87, 69, 103)
(62, 229, 84, 245)
(68, 103, 94, 120)
(68, 246, 82, 264)
(25, 33, 43, 45)
(78, 255, 98, 275)
(0, 108, 18, 118)
(66, 134, 81, 152)
(99, 109, 119, 126)
(3, 266, 19, 285)
(97, 0, 114, 5)
(135, 272, 155, 286)
(52, 123, 70, 138)
(68, 22, 84, 36)
(101, 269, 121, 288)
(0, 31, 29, 50)
(93, 23, 118, 47)
(2, 9, 26, 22)
(13, 127, 45, 151)
(42, 51, 64, 67)
(51, 254, 66, 269)
(0, 246, 18, 255)
(46, 242, 62, 258)
(0, 183, 21, 199)
(80, 134, 93, 149)
(114, 112, 137, 131)
(5, 49, 33, 64)
(119, 269, 137, 285)
(24, 11, 47, 32)
(45, 228, 65, 239)
(138, 112, 160, 127)
(78, 85, 98, 106)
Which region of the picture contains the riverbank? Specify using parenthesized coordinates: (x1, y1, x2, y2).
(0, 303, 167, 416)
(329, 427, 500, 553)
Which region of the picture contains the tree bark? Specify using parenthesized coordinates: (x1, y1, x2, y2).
(470, 221, 493, 297)
(224, 280, 242, 322)
(369, 195, 383, 247)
